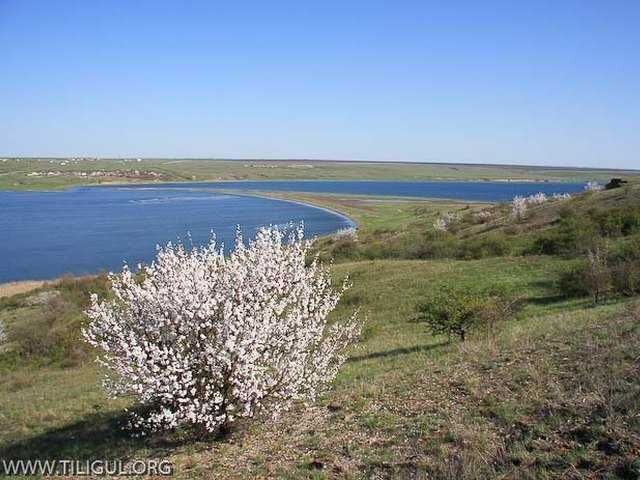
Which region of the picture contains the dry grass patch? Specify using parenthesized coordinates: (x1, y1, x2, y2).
(0, 281, 45, 298)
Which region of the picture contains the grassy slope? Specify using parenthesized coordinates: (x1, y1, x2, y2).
(1, 187, 639, 478)
(1, 158, 637, 190)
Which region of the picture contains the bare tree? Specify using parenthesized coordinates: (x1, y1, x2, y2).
(584, 243, 612, 304)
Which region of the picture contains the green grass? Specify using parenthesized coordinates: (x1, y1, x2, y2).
(1, 256, 636, 478)
(1, 157, 637, 190)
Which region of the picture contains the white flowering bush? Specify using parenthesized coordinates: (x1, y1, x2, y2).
(433, 217, 448, 231)
(473, 210, 493, 224)
(333, 227, 358, 241)
(551, 192, 572, 201)
(510, 192, 570, 220)
(84, 225, 361, 435)
(433, 212, 461, 232)
(585, 181, 604, 191)
(526, 192, 548, 205)
(510, 195, 529, 220)
(0, 320, 6, 345)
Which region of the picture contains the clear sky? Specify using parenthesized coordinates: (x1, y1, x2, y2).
(1, 1, 638, 168)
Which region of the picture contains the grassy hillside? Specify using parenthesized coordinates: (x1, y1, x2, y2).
(1, 157, 637, 190)
(1, 184, 639, 478)
(284, 182, 640, 266)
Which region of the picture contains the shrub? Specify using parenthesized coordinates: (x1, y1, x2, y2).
(456, 234, 511, 260)
(472, 209, 493, 224)
(329, 237, 360, 260)
(56, 275, 111, 307)
(361, 241, 392, 260)
(433, 212, 461, 232)
(415, 285, 483, 342)
(558, 203, 577, 220)
(401, 233, 458, 260)
(583, 245, 612, 304)
(528, 216, 598, 256)
(529, 236, 563, 255)
(557, 264, 590, 298)
(415, 284, 519, 342)
(510, 193, 550, 221)
(557, 244, 613, 303)
(84, 225, 361, 436)
(609, 239, 640, 296)
(510, 196, 528, 220)
(611, 262, 640, 297)
(479, 291, 523, 335)
(10, 293, 74, 361)
(589, 207, 640, 237)
(551, 193, 572, 201)
(584, 181, 604, 191)
(0, 320, 6, 345)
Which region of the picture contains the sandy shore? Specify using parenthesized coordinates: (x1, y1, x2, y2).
(0, 280, 46, 298)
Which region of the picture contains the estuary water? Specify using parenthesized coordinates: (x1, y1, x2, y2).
(0, 180, 584, 282)
(0, 187, 352, 283)
(124, 180, 587, 202)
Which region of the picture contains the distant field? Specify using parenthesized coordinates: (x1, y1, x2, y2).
(0, 157, 637, 190)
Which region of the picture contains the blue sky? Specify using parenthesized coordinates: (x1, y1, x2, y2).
(1, 1, 638, 168)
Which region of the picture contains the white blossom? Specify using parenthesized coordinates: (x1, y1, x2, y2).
(510, 192, 554, 219)
(551, 192, 572, 201)
(510, 195, 529, 220)
(527, 192, 548, 205)
(333, 227, 358, 241)
(433, 217, 447, 231)
(84, 225, 361, 435)
(433, 212, 461, 232)
(585, 181, 604, 191)
(473, 210, 493, 223)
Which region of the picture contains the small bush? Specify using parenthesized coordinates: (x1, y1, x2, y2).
(415, 284, 520, 342)
(415, 285, 484, 342)
(609, 239, 640, 296)
(472, 209, 493, 224)
(557, 243, 614, 303)
(527, 216, 598, 256)
(558, 203, 577, 220)
(590, 207, 640, 237)
(361, 241, 393, 260)
(56, 275, 111, 307)
(557, 264, 590, 298)
(456, 234, 511, 260)
(583, 245, 612, 304)
(330, 237, 360, 260)
(610, 262, 640, 297)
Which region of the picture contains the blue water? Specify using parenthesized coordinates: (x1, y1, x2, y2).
(0, 188, 353, 283)
(0, 180, 584, 282)
(123, 180, 587, 202)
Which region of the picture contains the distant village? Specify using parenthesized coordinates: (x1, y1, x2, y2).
(0, 157, 169, 180)
(25, 170, 167, 179)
